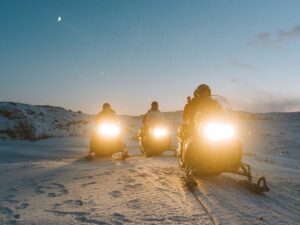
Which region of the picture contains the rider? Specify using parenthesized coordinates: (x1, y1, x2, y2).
(89, 103, 128, 157)
(140, 101, 163, 138)
(142, 101, 162, 128)
(178, 84, 222, 153)
(95, 103, 116, 124)
(183, 84, 223, 126)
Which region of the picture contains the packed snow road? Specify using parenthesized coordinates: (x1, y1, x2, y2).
(0, 137, 299, 224)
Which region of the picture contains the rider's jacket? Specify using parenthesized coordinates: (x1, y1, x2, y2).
(143, 110, 162, 127)
(183, 97, 223, 130)
(96, 109, 116, 124)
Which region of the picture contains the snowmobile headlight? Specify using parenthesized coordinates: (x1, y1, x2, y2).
(98, 123, 120, 137)
(203, 123, 235, 141)
(152, 127, 168, 138)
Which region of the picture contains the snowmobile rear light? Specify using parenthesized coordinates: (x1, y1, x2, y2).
(203, 122, 235, 141)
(98, 123, 120, 137)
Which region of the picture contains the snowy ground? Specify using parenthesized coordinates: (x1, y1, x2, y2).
(0, 111, 299, 224)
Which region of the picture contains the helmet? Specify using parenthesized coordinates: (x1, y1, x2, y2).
(151, 101, 159, 110)
(187, 96, 191, 103)
(102, 103, 111, 110)
(194, 84, 211, 99)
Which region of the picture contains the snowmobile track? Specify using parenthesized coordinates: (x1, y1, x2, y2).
(187, 182, 218, 225)
(180, 171, 218, 225)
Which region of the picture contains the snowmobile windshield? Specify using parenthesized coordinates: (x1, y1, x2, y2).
(194, 96, 236, 141)
(145, 111, 164, 127)
(211, 95, 233, 112)
(194, 95, 233, 124)
(146, 114, 169, 138)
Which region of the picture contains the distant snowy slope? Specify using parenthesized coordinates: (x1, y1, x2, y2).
(0, 102, 93, 140)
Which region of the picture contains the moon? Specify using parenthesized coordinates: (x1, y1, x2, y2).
(57, 16, 62, 22)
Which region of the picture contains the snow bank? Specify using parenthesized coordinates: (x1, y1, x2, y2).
(0, 102, 93, 140)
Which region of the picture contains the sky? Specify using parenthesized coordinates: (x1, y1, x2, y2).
(1, 0, 300, 115)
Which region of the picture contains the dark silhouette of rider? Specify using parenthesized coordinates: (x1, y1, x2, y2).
(178, 84, 222, 154)
(183, 84, 222, 129)
(142, 101, 162, 127)
(96, 103, 116, 124)
(89, 103, 128, 157)
(140, 101, 162, 139)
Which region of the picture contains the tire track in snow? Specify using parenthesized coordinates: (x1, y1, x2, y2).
(190, 175, 292, 225)
(135, 158, 214, 224)
(140, 159, 218, 224)
(186, 180, 218, 225)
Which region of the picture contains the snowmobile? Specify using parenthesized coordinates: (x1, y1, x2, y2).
(139, 124, 173, 157)
(178, 96, 269, 194)
(86, 121, 127, 161)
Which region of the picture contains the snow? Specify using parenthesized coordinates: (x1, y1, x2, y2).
(0, 102, 93, 140)
(0, 103, 299, 224)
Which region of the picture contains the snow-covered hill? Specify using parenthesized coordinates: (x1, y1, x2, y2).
(0, 102, 93, 140)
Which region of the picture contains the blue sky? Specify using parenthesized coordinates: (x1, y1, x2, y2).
(1, 0, 300, 114)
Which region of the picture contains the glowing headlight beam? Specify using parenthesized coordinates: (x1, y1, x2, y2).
(152, 127, 168, 138)
(203, 123, 235, 141)
(98, 123, 120, 137)
(222, 124, 234, 140)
